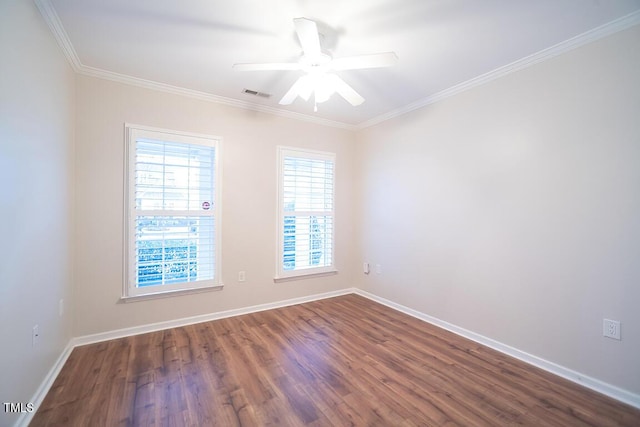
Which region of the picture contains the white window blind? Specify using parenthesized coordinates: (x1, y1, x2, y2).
(277, 147, 335, 278)
(125, 125, 221, 297)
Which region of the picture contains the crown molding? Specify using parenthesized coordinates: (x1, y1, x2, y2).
(77, 65, 356, 130)
(34, 0, 81, 72)
(35, 0, 639, 132)
(33, 0, 355, 131)
(356, 10, 640, 130)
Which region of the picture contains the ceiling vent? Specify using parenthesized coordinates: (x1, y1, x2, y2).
(242, 88, 271, 98)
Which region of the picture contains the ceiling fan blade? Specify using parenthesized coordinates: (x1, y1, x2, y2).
(233, 62, 302, 71)
(330, 52, 398, 70)
(293, 18, 321, 59)
(298, 77, 313, 101)
(329, 75, 364, 106)
(279, 76, 312, 105)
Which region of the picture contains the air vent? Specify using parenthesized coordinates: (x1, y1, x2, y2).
(242, 88, 271, 98)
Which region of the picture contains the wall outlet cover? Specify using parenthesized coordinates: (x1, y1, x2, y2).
(603, 319, 621, 340)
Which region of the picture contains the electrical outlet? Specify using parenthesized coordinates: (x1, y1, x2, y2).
(59, 299, 64, 317)
(375, 264, 382, 274)
(603, 319, 621, 340)
(238, 271, 246, 282)
(32, 325, 39, 347)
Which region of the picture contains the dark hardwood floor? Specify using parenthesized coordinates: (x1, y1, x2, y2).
(31, 294, 640, 426)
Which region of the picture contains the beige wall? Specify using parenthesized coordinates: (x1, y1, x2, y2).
(4, 3, 639, 417)
(355, 25, 640, 394)
(73, 76, 357, 336)
(0, 0, 75, 425)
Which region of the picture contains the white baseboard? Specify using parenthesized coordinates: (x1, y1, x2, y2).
(16, 288, 356, 427)
(72, 287, 357, 347)
(15, 341, 75, 427)
(18, 286, 639, 427)
(354, 289, 640, 410)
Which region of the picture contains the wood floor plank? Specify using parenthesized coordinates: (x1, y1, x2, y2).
(31, 294, 640, 426)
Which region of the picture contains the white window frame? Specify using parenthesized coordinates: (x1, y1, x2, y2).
(123, 124, 223, 300)
(276, 146, 336, 281)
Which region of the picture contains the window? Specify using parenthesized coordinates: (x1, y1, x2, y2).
(124, 124, 222, 298)
(277, 146, 335, 279)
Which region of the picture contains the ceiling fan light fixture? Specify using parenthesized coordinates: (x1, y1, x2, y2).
(279, 73, 333, 105)
(289, 72, 336, 104)
(311, 73, 336, 103)
(297, 75, 314, 101)
(234, 18, 397, 110)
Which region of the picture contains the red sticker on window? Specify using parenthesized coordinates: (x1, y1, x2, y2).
(202, 201, 211, 210)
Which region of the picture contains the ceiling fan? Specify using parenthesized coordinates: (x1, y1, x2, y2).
(233, 18, 398, 111)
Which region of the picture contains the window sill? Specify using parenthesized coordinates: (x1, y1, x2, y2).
(120, 284, 224, 303)
(273, 270, 338, 283)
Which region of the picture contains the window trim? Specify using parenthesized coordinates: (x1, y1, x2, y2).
(275, 146, 336, 281)
(122, 123, 223, 299)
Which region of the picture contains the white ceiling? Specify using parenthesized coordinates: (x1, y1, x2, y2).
(44, 0, 640, 127)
